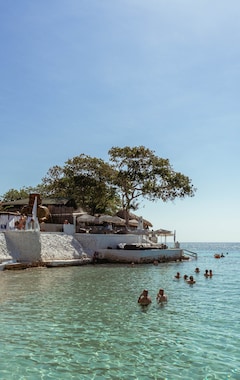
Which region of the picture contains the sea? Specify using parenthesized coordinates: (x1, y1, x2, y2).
(0, 242, 239, 380)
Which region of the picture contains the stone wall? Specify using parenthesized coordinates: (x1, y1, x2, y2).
(2, 231, 41, 262)
(0, 231, 87, 263)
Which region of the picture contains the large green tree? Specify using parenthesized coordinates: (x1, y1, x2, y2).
(42, 154, 121, 215)
(109, 146, 196, 223)
(1, 147, 196, 220)
(63, 154, 120, 214)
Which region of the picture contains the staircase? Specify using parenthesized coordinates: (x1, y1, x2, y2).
(183, 249, 198, 259)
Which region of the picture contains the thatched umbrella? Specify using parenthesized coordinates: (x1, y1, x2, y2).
(155, 229, 173, 236)
(116, 210, 153, 228)
(128, 219, 139, 227)
(77, 214, 98, 223)
(155, 229, 174, 244)
(98, 215, 126, 225)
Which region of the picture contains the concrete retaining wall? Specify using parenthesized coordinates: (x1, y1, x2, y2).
(3, 231, 41, 262)
(0, 231, 87, 263)
(74, 233, 142, 255)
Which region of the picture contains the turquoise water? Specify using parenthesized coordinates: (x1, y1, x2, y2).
(0, 243, 239, 379)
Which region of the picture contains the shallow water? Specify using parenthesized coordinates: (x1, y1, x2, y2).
(0, 243, 239, 379)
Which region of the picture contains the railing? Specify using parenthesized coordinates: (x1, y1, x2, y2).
(183, 249, 198, 259)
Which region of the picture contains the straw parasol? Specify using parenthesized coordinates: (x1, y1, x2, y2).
(98, 215, 126, 225)
(116, 210, 153, 228)
(128, 219, 139, 227)
(155, 229, 173, 236)
(77, 214, 98, 223)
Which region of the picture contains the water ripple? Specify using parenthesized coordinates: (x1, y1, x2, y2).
(0, 244, 239, 379)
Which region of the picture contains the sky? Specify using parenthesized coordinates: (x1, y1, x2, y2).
(1, 0, 240, 242)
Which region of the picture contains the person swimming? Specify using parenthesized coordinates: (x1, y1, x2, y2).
(156, 288, 168, 303)
(138, 289, 152, 306)
(175, 272, 181, 279)
(187, 275, 196, 284)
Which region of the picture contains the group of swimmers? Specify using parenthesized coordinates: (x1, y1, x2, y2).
(138, 288, 167, 306)
(195, 267, 213, 276)
(175, 271, 196, 284)
(194, 267, 213, 277)
(138, 267, 214, 307)
(175, 267, 213, 283)
(204, 269, 213, 277)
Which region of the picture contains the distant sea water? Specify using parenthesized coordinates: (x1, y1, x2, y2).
(0, 242, 239, 380)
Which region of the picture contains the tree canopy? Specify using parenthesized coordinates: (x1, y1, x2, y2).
(1, 146, 196, 218)
(0, 185, 47, 202)
(108, 146, 196, 222)
(41, 154, 121, 215)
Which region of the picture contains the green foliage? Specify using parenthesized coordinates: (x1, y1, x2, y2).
(109, 146, 196, 215)
(1, 188, 28, 202)
(42, 154, 121, 214)
(0, 185, 47, 202)
(1, 146, 196, 217)
(41, 165, 66, 197)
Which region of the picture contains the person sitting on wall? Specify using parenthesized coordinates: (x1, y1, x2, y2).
(14, 215, 26, 230)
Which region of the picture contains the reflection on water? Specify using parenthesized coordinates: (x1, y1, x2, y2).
(0, 243, 240, 379)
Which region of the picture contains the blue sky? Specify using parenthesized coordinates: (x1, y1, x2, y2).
(1, 0, 240, 242)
